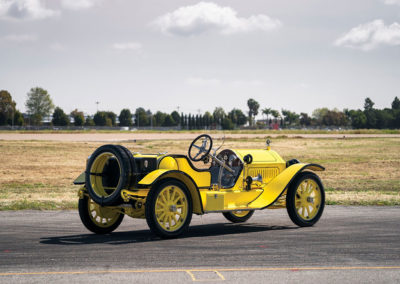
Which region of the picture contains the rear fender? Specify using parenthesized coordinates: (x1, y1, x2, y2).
(248, 163, 324, 209)
(138, 169, 204, 214)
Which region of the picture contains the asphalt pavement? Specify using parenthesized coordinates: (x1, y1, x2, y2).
(0, 206, 399, 283)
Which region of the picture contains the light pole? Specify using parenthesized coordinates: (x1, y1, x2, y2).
(95, 101, 99, 112)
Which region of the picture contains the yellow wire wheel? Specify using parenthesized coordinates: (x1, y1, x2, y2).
(223, 210, 254, 223)
(78, 195, 124, 234)
(145, 180, 193, 238)
(286, 172, 325, 227)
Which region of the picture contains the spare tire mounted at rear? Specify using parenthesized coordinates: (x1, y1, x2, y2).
(85, 144, 135, 206)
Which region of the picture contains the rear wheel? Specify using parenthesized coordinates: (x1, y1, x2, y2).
(286, 172, 325, 227)
(145, 180, 192, 238)
(223, 210, 254, 223)
(78, 196, 124, 234)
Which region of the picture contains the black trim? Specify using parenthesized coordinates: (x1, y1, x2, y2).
(137, 169, 205, 213)
(258, 163, 325, 210)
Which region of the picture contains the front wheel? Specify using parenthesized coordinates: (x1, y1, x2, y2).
(145, 180, 193, 238)
(223, 210, 254, 223)
(78, 196, 124, 234)
(286, 172, 325, 227)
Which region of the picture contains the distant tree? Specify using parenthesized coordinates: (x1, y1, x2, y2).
(135, 107, 149, 127)
(375, 109, 393, 129)
(394, 109, 400, 128)
(221, 117, 234, 130)
(203, 111, 213, 128)
(52, 107, 69, 126)
(392, 97, 400, 110)
(25, 87, 54, 125)
(104, 111, 116, 126)
(312, 108, 329, 125)
(119, 109, 132, 126)
(281, 109, 299, 127)
(228, 108, 247, 127)
(85, 116, 95, 126)
(180, 112, 185, 128)
(14, 110, 24, 126)
(163, 115, 175, 127)
(70, 109, 84, 126)
(364, 97, 375, 111)
(321, 110, 347, 126)
(93, 111, 107, 126)
(0, 90, 17, 125)
(188, 114, 193, 130)
(213, 107, 226, 126)
(171, 111, 180, 126)
(347, 110, 367, 129)
(270, 110, 280, 122)
(146, 110, 154, 127)
(262, 108, 272, 124)
(184, 114, 188, 129)
(299, 113, 312, 126)
(154, 111, 166, 126)
(247, 98, 260, 126)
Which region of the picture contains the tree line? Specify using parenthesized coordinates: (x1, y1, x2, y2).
(1, 87, 399, 129)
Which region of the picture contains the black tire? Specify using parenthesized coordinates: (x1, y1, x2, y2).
(286, 172, 325, 227)
(115, 145, 138, 186)
(223, 210, 254, 223)
(85, 144, 132, 206)
(78, 196, 124, 234)
(145, 180, 193, 238)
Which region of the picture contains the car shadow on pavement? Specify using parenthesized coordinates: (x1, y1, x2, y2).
(40, 223, 298, 246)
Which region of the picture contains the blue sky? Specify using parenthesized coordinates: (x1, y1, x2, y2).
(1, 0, 400, 117)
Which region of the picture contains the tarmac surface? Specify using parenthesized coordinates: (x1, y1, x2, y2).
(1, 132, 400, 142)
(0, 206, 400, 283)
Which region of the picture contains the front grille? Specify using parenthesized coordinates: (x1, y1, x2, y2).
(248, 167, 279, 183)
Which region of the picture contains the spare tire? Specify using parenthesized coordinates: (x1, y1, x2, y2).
(85, 144, 132, 206)
(115, 145, 138, 186)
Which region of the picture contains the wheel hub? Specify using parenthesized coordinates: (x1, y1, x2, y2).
(169, 204, 177, 212)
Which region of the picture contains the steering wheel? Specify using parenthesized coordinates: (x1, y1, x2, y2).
(188, 134, 213, 162)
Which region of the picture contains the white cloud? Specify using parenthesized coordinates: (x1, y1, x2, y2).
(61, 0, 101, 10)
(335, 19, 400, 51)
(154, 2, 281, 36)
(383, 0, 400, 5)
(112, 42, 142, 51)
(0, 0, 59, 20)
(186, 77, 221, 86)
(2, 33, 37, 42)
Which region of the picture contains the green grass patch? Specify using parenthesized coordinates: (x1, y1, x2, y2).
(0, 199, 77, 211)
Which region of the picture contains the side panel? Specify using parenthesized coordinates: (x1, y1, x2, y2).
(248, 163, 324, 209)
(138, 169, 205, 214)
(174, 157, 211, 188)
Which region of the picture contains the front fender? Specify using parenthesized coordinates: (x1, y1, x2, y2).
(138, 169, 204, 214)
(248, 163, 324, 209)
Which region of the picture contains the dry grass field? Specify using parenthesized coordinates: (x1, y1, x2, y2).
(0, 136, 399, 210)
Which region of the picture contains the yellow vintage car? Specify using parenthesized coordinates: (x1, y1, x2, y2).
(75, 134, 325, 238)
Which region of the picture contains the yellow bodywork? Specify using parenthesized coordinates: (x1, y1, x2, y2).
(77, 147, 324, 217)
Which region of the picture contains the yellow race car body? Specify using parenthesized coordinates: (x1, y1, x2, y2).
(75, 135, 325, 238)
